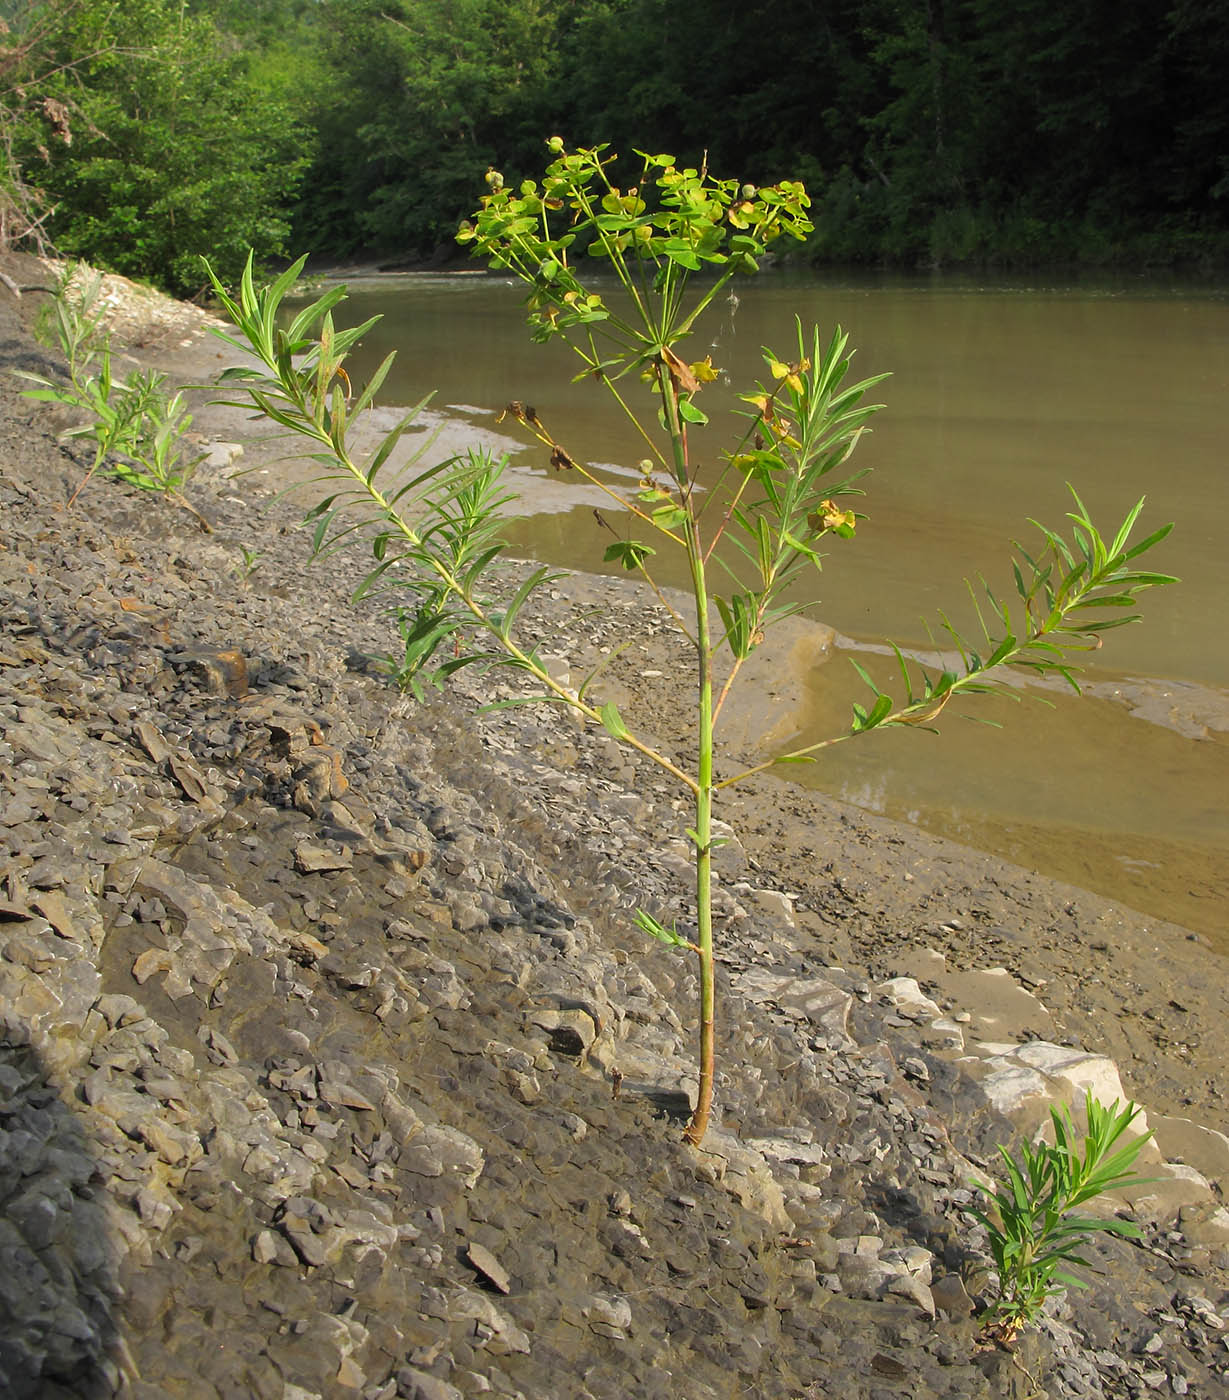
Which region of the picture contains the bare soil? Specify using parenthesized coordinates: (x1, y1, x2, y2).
(2, 250, 1227, 1400)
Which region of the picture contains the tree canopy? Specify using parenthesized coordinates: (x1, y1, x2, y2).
(2, 0, 1224, 290)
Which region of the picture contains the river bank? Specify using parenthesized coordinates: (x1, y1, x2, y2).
(1, 253, 1226, 1399)
(276, 262, 1229, 949)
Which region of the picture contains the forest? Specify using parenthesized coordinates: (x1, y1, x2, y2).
(1, 0, 1226, 295)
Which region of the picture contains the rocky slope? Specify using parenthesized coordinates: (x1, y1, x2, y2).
(0, 256, 1226, 1399)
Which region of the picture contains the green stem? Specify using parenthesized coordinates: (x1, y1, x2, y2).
(658, 363, 716, 1146)
(686, 574, 716, 1147)
(634, 559, 697, 647)
(568, 335, 670, 471)
(672, 264, 738, 343)
(219, 342, 701, 794)
(359, 450, 699, 791)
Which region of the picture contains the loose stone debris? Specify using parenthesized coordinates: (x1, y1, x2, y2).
(0, 256, 1225, 1399)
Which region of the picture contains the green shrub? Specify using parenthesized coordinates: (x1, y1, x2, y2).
(20, 263, 205, 511)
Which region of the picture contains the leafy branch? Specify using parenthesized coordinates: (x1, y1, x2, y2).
(720, 489, 1175, 786)
(204, 252, 697, 788)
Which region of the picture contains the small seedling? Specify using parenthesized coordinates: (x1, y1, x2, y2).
(19, 261, 205, 517)
(33, 261, 108, 382)
(235, 544, 264, 586)
(972, 1092, 1154, 1342)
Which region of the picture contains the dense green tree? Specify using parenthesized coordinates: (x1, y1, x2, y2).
(815, 0, 987, 263)
(6, 0, 1226, 276)
(196, 0, 323, 45)
(1166, 0, 1229, 214)
(15, 0, 306, 294)
(552, 0, 873, 181)
(0, 1, 101, 250)
(968, 0, 1168, 218)
(298, 0, 562, 257)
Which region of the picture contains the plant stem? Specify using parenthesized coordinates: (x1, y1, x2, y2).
(659, 362, 717, 1146)
(686, 558, 716, 1146)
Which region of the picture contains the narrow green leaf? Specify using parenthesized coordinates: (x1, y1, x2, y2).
(633, 908, 694, 951)
(498, 564, 556, 640)
(865, 694, 892, 728)
(600, 700, 629, 740)
(849, 658, 881, 696)
(1119, 522, 1174, 563)
(351, 351, 397, 418)
(1108, 497, 1146, 557)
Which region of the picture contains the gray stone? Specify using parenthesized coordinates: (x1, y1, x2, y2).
(418, 1123, 485, 1189)
(396, 1368, 464, 1400)
(294, 841, 354, 874)
(465, 1241, 511, 1294)
(443, 1288, 530, 1355)
(528, 1006, 597, 1058)
(876, 977, 942, 1019)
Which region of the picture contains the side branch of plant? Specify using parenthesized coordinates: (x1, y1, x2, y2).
(204, 253, 697, 796)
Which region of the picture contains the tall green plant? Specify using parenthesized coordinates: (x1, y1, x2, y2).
(456, 142, 1175, 1142)
(209, 143, 1175, 1146)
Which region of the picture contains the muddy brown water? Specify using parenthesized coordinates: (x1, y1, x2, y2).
(289, 270, 1228, 947)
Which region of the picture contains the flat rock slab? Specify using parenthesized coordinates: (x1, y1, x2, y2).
(294, 841, 354, 873)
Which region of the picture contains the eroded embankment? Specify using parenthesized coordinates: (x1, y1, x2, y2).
(0, 257, 1225, 1400)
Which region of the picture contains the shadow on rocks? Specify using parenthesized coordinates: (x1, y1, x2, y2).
(0, 329, 62, 380)
(0, 1020, 120, 1400)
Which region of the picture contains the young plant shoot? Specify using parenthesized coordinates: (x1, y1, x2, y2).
(210, 142, 1175, 1147)
(457, 143, 1175, 1144)
(973, 1092, 1154, 1341)
(20, 263, 205, 513)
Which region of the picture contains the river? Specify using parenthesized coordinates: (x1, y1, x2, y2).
(290, 268, 1228, 947)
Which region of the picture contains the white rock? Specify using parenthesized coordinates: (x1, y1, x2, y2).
(1159, 1163, 1212, 1190)
(733, 969, 854, 1046)
(745, 1136, 827, 1168)
(1153, 1116, 1229, 1193)
(923, 1017, 966, 1051)
(883, 1272, 937, 1318)
(204, 441, 243, 470)
(746, 887, 796, 925)
(979, 1064, 1050, 1117)
(876, 977, 941, 1018)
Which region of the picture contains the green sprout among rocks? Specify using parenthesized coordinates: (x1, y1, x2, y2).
(972, 1092, 1154, 1343)
(20, 262, 205, 517)
(208, 141, 1175, 1147)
